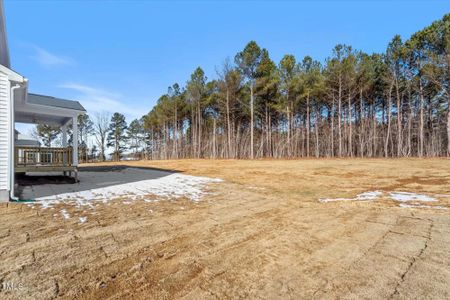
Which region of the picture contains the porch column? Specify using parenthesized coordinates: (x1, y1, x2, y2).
(72, 116, 78, 166)
(61, 124, 67, 147)
(61, 123, 67, 166)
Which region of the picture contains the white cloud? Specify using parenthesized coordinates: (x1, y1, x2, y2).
(30, 45, 74, 67)
(59, 83, 146, 120)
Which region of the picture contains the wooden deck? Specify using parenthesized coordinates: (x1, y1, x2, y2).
(14, 146, 77, 173)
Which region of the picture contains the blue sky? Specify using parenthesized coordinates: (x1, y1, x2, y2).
(5, 0, 449, 129)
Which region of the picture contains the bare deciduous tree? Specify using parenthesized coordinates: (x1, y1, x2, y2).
(94, 111, 110, 161)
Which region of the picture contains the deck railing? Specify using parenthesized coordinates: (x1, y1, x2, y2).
(14, 146, 73, 168)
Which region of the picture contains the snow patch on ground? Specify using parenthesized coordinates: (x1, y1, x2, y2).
(320, 191, 382, 203)
(41, 201, 56, 209)
(79, 217, 87, 224)
(320, 190, 447, 210)
(389, 192, 437, 202)
(357, 191, 383, 200)
(60, 209, 70, 219)
(34, 172, 222, 209)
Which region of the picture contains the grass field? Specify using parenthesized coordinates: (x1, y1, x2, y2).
(1, 159, 450, 299)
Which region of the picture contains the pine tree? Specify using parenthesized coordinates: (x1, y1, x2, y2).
(107, 112, 128, 161)
(35, 124, 60, 147)
(235, 41, 263, 159)
(127, 119, 143, 157)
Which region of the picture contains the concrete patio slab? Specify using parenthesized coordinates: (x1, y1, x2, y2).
(16, 165, 176, 200)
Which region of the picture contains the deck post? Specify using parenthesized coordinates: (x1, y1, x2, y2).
(72, 116, 78, 167)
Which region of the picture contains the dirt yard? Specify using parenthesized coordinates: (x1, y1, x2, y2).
(1, 159, 450, 299)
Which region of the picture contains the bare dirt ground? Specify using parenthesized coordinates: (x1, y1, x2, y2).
(1, 158, 450, 299)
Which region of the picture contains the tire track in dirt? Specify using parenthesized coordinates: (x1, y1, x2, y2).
(388, 217, 433, 299)
(313, 213, 434, 299)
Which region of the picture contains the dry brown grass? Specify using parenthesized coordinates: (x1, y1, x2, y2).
(1, 158, 450, 299)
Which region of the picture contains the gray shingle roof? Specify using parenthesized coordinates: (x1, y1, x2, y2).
(27, 93, 86, 112)
(0, 1, 10, 68)
(15, 138, 40, 147)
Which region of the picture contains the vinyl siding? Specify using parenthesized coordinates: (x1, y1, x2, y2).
(0, 72, 9, 191)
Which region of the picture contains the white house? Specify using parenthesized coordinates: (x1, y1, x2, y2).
(15, 130, 40, 147)
(0, 0, 86, 201)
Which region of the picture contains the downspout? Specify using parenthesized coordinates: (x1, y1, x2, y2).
(9, 84, 20, 201)
(9, 83, 33, 202)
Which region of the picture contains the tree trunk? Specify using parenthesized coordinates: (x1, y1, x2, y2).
(174, 104, 178, 159)
(250, 83, 255, 159)
(348, 91, 353, 157)
(287, 105, 291, 157)
(331, 97, 335, 157)
(191, 106, 195, 158)
(447, 98, 450, 157)
(306, 93, 310, 157)
(197, 102, 202, 158)
(419, 79, 424, 157)
(226, 89, 231, 158)
(359, 88, 364, 157)
(407, 97, 412, 156)
(446, 53, 450, 156)
(396, 80, 402, 157)
(315, 108, 319, 158)
(385, 84, 393, 158)
(338, 77, 342, 157)
(268, 111, 272, 158)
(373, 102, 377, 157)
(213, 118, 216, 159)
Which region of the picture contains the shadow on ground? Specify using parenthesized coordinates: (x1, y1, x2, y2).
(15, 165, 179, 200)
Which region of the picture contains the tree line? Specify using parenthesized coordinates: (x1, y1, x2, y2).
(141, 14, 450, 159)
(35, 14, 450, 160)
